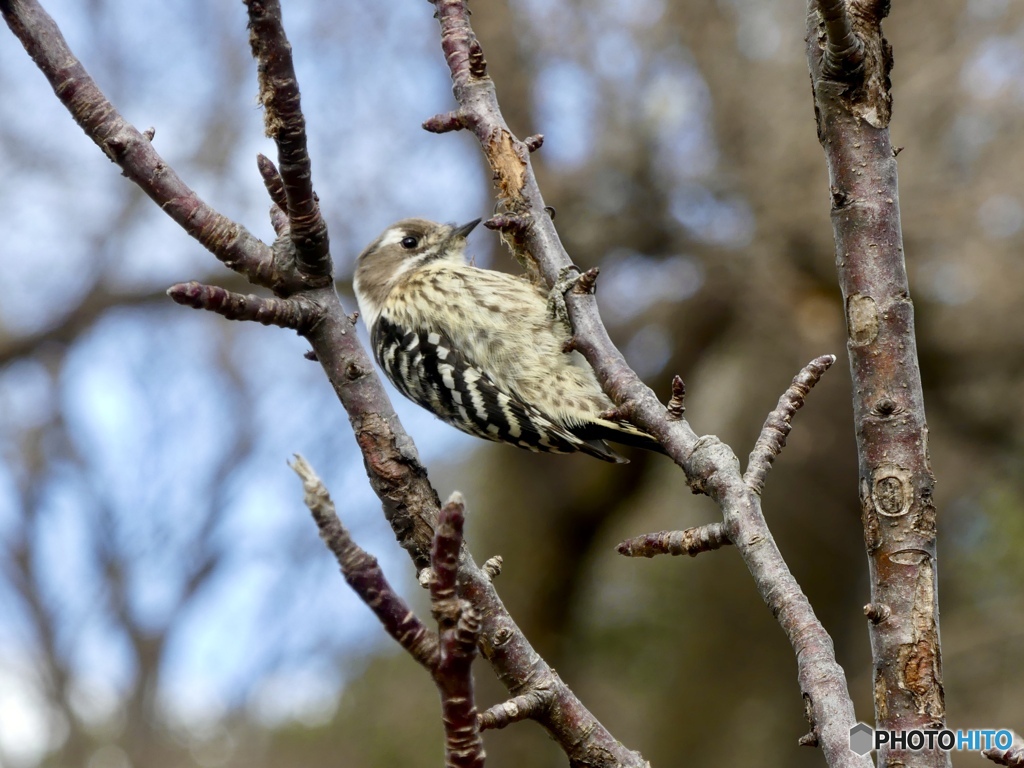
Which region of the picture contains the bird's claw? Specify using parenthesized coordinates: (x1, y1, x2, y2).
(547, 265, 583, 327)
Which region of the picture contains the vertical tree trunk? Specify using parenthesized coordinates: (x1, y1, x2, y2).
(805, 3, 948, 766)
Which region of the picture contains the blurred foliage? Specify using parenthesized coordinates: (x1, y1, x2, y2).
(2, 0, 1023, 766)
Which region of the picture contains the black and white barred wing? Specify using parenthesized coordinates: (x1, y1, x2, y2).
(371, 316, 624, 462)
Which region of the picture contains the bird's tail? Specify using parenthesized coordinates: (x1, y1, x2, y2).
(574, 418, 667, 457)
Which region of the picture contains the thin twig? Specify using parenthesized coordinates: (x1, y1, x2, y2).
(478, 689, 555, 731)
(167, 281, 317, 330)
(293, 464, 484, 768)
(617, 523, 731, 559)
(290, 456, 440, 669)
(985, 732, 1024, 767)
(745, 354, 836, 494)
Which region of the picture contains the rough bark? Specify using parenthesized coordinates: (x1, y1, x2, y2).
(806, 2, 947, 766)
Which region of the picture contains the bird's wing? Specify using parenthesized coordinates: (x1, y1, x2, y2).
(372, 315, 625, 463)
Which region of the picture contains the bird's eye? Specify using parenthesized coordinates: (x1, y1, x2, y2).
(400, 236, 419, 250)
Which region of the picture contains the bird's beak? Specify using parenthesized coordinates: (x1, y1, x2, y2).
(453, 218, 482, 239)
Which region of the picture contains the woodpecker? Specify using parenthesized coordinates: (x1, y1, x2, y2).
(352, 218, 665, 462)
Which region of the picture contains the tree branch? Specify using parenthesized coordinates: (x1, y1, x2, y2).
(167, 281, 318, 330)
(430, 495, 485, 768)
(745, 354, 836, 495)
(0, 0, 289, 290)
(986, 732, 1024, 767)
(292, 455, 440, 668)
(245, 0, 331, 284)
(808, 2, 946, 765)
(478, 689, 554, 731)
(815, 0, 864, 79)
(617, 523, 731, 559)
(0, 285, 168, 365)
(293, 459, 485, 768)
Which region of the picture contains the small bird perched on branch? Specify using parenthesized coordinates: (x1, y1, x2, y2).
(353, 218, 664, 462)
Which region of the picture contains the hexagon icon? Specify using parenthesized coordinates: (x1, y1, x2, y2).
(849, 722, 874, 755)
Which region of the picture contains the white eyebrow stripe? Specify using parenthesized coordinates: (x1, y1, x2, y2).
(377, 228, 408, 249)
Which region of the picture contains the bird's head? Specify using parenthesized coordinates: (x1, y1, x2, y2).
(353, 217, 480, 326)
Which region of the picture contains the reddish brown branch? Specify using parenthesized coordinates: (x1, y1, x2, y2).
(0, 0, 282, 289)
(423, 110, 467, 134)
(245, 0, 331, 283)
(985, 732, 1024, 767)
(291, 456, 440, 668)
(257, 153, 289, 216)
(294, 464, 484, 768)
(167, 281, 317, 330)
(617, 523, 731, 558)
(745, 354, 836, 494)
(431, 495, 485, 768)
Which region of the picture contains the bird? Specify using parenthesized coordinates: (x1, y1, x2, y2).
(352, 217, 665, 462)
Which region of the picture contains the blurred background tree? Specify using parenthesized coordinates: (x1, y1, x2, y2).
(1, 0, 1022, 766)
